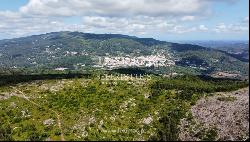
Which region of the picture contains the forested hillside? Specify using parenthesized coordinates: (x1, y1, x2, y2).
(0, 32, 248, 77)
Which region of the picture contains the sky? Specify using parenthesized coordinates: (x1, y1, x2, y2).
(0, 0, 249, 41)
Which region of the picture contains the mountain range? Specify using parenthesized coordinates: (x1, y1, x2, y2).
(0, 31, 248, 77)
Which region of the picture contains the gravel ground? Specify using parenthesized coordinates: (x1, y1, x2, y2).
(179, 87, 249, 141)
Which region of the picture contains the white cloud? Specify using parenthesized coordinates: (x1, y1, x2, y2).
(243, 16, 249, 23)
(181, 16, 196, 21)
(214, 21, 249, 33)
(170, 26, 197, 34)
(0, 0, 247, 39)
(214, 23, 227, 33)
(199, 25, 208, 31)
(81, 16, 206, 35)
(19, 0, 210, 17)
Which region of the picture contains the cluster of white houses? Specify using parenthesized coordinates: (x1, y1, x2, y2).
(99, 55, 175, 69)
(53, 52, 176, 70)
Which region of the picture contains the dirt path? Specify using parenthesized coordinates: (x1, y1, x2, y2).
(50, 109, 65, 141)
(12, 87, 65, 141)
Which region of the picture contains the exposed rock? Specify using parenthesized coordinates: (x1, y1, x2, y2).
(21, 109, 31, 118)
(98, 120, 104, 129)
(179, 87, 249, 141)
(119, 98, 136, 112)
(0, 92, 16, 100)
(43, 118, 55, 126)
(9, 102, 17, 108)
(144, 93, 150, 99)
(89, 117, 96, 124)
(143, 116, 153, 125)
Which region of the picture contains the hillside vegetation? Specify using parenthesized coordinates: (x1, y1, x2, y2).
(0, 32, 248, 76)
(0, 73, 248, 141)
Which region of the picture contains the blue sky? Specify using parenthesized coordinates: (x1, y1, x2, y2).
(0, 0, 248, 41)
(0, 0, 28, 11)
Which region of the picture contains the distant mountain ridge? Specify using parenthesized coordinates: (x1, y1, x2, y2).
(177, 40, 249, 62)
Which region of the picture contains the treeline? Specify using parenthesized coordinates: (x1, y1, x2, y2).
(0, 73, 91, 87)
(110, 67, 155, 76)
(151, 75, 248, 95)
